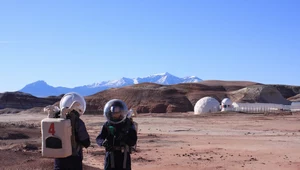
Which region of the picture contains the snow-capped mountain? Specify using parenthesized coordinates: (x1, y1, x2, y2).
(19, 72, 202, 97)
(134, 72, 183, 85)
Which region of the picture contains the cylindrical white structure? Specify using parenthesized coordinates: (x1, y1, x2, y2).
(291, 102, 300, 112)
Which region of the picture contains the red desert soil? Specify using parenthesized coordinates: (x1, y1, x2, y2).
(0, 112, 300, 170)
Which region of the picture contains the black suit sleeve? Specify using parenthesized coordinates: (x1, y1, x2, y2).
(77, 119, 91, 148)
(96, 124, 108, 147)
(125, 121, 137, 146)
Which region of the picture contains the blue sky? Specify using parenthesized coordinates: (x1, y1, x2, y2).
(0, 0, 299, 92)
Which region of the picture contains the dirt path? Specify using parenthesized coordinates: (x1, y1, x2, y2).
(0, 112, 300, 170)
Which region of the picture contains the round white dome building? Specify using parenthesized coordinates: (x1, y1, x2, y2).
(221, 98, 233, 112)
(194, 97, 220, 115)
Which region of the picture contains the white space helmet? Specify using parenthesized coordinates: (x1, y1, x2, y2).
(104, 99, 128, 124)
(59, 92, 86, 115)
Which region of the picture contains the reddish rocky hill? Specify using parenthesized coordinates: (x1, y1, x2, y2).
(228, 85, 292, 105)
(0, 92, 61, 111)
(2, 81, 300, 114)
(269, 84, 300, 99)
(85, 81, 260, 114)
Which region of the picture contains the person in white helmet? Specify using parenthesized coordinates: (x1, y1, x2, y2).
(96, 99, 137, 170)
(53, 92, 91, 170)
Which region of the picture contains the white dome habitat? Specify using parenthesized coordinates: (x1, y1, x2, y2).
(194, 97, 220, 115)
(221, 98, 232, 106)
(221, 98, 233, 112)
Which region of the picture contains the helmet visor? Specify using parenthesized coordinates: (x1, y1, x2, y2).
(104, 99, 128, 124)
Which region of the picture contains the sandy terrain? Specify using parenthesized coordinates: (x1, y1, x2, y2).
(1, 112, 300, 170)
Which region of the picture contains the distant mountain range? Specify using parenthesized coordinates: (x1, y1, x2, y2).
(19, 72, 202, 97)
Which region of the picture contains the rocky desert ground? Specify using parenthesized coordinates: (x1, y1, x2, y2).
(1, 111, 300, 170)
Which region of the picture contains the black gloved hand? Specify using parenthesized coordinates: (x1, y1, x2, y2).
(102, 140, 113, 152)
(54, 111, 60, 118)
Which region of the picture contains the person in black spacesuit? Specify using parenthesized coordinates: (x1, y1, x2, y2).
(96, 99, 137, 170)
